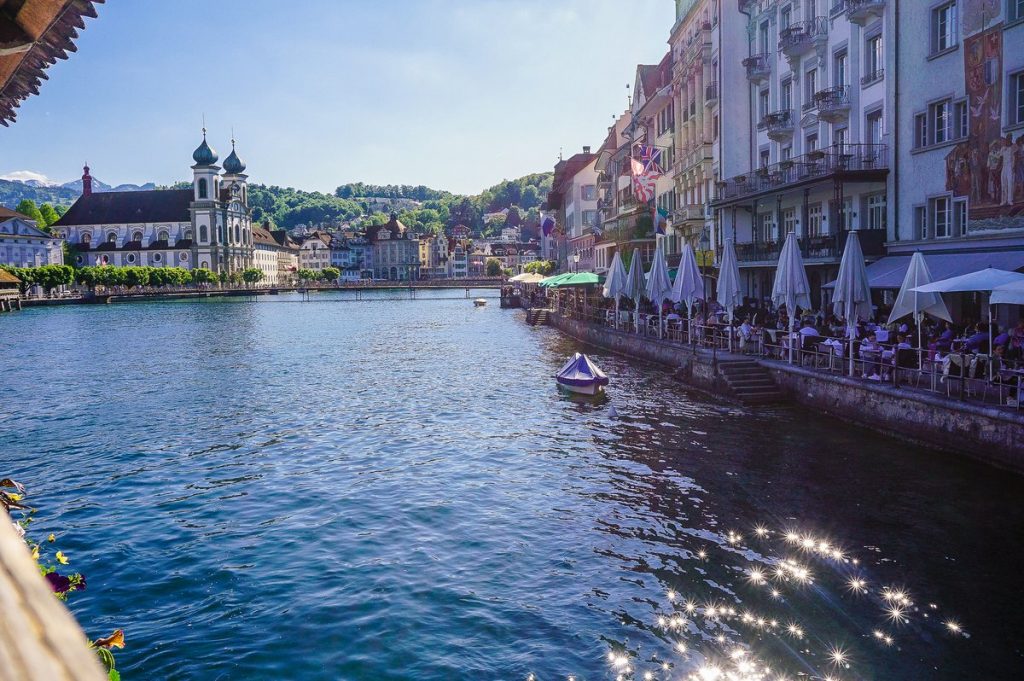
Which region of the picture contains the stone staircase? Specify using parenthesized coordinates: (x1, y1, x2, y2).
(526, 308, 551, 326)
(719, 360, 786, 405)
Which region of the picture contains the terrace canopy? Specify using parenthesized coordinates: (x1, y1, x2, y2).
(824, 251, 1024, 290)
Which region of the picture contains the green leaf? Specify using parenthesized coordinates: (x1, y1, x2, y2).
(108, 669, 120, 681)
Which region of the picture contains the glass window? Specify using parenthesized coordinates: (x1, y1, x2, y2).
(806, 133, 818, 152)
(834, 51, 847, 88)
(834, 126, 848, 149)
(1012, 0, 1024, 21)
(915, 206, 928, 239)
(781, 5, 791, 29)
(783, 208, 797, 235)
(806, 68, 818, 102)
(198, 178, 208, 199)
(781, 79, 793, 110)
(866, 110, 884, 146)
(867, 193, 887, 231)
(931, 100, 951, 144)
(953, 100, 968, 139)
(759, 89, 770, 118)
(866, 34, 883, 80)
(953, 198, 968, 236)
(915, 113, 928, 148)
(107, 231, 117, 243)
(932, 196, 952, 238)
(808, 204, 824, 237)
(581, 185, 597, 201)
(931, 2, 958, 54)
(1013, 72, 1024, 125)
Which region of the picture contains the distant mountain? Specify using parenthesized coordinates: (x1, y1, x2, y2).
(0, 176, 160, 211)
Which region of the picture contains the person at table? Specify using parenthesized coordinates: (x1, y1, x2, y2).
(738, 317, 755, 353)
(798, 319, 820, 337)
(1009, 320, 1024, 360)
(993, 327, 1010, 353)
(964, 323, 990, 353)
(936, 322, 955, 353)
(861, 333, 884, 379)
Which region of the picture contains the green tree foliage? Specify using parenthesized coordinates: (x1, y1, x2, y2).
(15, 199, 44, 225)
(485, 257, 503, 277)
(297, 268, 318, 282)
(334, 183, 451, 201)
(246, 184, 364, 230)
(524, 260, 556, 276)
(241, 268, 264, 285)
(319, 267, 341, 282)
(191, 268, 218, 285)
(0, 264, 73, 294)
(122, 266, 150, 288)
(38, 203, 60, 227)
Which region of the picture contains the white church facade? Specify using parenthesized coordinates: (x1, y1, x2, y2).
(54, 133, 255, 274)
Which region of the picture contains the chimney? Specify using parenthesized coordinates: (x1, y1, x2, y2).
(583, 146, 591, 154)
(82, 164, 93, 197)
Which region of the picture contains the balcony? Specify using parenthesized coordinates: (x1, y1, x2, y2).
(739, 0, 776, 15)
(779, 17, 828, 59)
(713, 143, 889, 205)
(814, 85, 851, 122)
(743, 53, 771, 83)
(845, 0, 885, 24)
(760, 109, 795, 141)
(673, 205, 706, 223)
(735, 229, 886, 264)
(705, 82, 719, 107)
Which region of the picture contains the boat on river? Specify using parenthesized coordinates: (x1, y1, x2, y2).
(555, 353, 609, 395)
(474, 298, 487, 307)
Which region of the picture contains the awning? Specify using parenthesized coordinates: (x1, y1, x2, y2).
(824, 251, 1024, 289)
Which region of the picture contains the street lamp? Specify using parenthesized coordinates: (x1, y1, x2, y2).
(572, 251, 580, 273)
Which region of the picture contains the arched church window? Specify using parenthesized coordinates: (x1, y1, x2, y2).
(200, 225, 208, 242)
(234, 222, 240, 243)
(198, 178, 208, 199)
(158, 230, 169, 242)
(106, 231, 117, 244)
(81, 232, 92, 245)
(132, 231, 143, 242)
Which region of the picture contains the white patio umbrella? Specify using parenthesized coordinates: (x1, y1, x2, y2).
(990, 279, 1024, 306)
(771, 230, 812, 364)
(602, 250, 628, 329)
(887, 252, 952, 363)
(645, 243, 674, 338)
(716, 238, 743, 352)
(672, 242, 704, 342)
(622, 247, 647, 333)
(832, 231, 873, 376)
(912, 267, 1024, 379)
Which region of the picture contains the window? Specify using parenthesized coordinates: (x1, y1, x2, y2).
(931, 196, 952, 237)
(867, 193, 887, 230)
(915, 205, 928, 239)
(106, 231, 117, 244)
(915, 113, 928, 148)
(866, 110, 884, 146)
(838, 197, 853, 230)
(915, 98, 966, 148)
(954, 100, 968, 139)
(808, 204, 824, 237)
(126, 253, 136, 263)
(759, 89, 770, 119)
(1011, 0, 1024, 22)
(833, 126, 848, 149)
(759, 213, 774, 242)
(805, 68, 818, 106)
(759, 21, 770, 53)
(581, 184, 597, 201)
(783, 208, 797, 235)
(1012, 71, 1024, 126)
(153, 253, 162, 263)
(806, 133, 819, 152)
(782, 145, 793, 161)
(185, 229, 193, 240)
(198, 178, 208, 199)
(781, 79, 793, 110)
(200, 225, 208, 242)
(865, 34, 883, 82)
(132, 230, 143, 242)
(781, 5, 792, 29)
(834, 50, 847, 88)
(953, 197, 968, 236)
(932, 100, 951, 144)
(81, 232, 91, 244)
(931, 2, 958, 54)
(760, 149, 771, 168)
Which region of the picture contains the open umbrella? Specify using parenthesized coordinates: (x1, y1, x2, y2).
(645, 243, 673, 338)
(716, 238, 742, 352)
(623, 248, 646, 333)
(887, 252, 952, 365)
(912, 268, 1024, 379)
(771, 230, 812, 363)
(672, 243, 704, 342)
(990, 279, 1024, 306)
(603, 250, 628, 329)
(832, 232, 873, 376)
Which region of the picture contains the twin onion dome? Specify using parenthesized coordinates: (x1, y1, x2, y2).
(192, 133, 246, 173)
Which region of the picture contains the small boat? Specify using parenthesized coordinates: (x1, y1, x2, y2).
(473, 298, 488, 307)
(555, 353, 610, 396)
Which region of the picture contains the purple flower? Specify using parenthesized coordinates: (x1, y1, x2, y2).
(45, 572, 71, 594)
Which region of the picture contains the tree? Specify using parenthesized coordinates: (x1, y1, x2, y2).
(75, 266, 100, 290)
(241, 268, 264, 286)
(191, 268, 218, 285)
(320, 267, 340, 282)
(15, 199, 44, 226)
(297, 268, 317, 282)
(485, 257, 503, 277)
(123, 266, 150, 289)
(228, 271, 244, 285)
(524, 260, 556, 276)
(38, 203, 60, 227)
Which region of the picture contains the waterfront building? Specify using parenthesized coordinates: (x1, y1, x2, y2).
(0, 207, 64, 267)
(547, 147, 598, 272)
(447, 240, 468, 278)
(253, 224, 298, 286)
(418, 232, 449, 279)
(881, 0, 1024, 320)
(298, 231, 332, 271)
(710, 0, 893, 308)
(367, 213, 420, 280)
(54, 136, 255, 274)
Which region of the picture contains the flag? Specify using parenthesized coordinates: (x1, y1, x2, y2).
(654, 206, 669, 236)
(636, 144, 664, 177)
(541, 216, 556, 237)
(631, 158, 656, 202)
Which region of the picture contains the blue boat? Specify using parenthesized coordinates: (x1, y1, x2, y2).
(555, 353, 610, 396)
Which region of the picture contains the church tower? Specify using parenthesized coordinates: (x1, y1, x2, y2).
(190, 129, 222, 272)
(220, 137, 253, 272)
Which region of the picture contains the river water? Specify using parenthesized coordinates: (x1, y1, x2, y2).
(2, 290, 1022, 680)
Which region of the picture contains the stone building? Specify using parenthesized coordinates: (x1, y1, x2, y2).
(367, 214, 420, 280)
(253, 224, 299, 286)
(0, 207, 63, 267)
(298, 231, 332, 271)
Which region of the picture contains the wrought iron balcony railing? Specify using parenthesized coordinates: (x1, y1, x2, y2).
(779, 17, 828, 57)
(742, 53, 771, 82)
(814, 85, 851, 121)
(845, 0, 886, 24)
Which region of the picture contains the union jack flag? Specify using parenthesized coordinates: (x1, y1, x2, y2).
(636, 144, 664, 177)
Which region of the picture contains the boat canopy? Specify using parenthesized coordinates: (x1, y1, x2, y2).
(555, 353, 609, 388)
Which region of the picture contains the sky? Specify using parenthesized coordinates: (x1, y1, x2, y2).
(0, 0, 674, 195)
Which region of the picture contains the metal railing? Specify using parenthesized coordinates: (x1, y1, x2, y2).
(861, 68, 884, 85)
(762, 109, 794, 136)
(814, 85, 851, 117)
(742, 54, 771, 81)
(705, 82, 719, 104)
(714, 143, 889, 203)
(779, 17, 828, 54)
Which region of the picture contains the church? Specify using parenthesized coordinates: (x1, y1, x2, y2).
(54, 132, 255, 274)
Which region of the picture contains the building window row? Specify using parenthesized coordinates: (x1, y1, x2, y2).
(914, 196, 968, 239)
(913, 98, 967, 150)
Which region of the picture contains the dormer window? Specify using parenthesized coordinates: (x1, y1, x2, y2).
(82, 232, 92, 244)
(106, 231, 117, 244)
(158, 230, 169, 242)
(132, 230, 143, 242)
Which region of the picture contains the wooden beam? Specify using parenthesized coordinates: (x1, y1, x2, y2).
(0, 512, 107, 681)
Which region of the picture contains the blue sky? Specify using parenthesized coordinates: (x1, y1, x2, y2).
(0, 1, 673, 195)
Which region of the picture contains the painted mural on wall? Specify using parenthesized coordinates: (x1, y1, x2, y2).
(945, 22, 1024, 225)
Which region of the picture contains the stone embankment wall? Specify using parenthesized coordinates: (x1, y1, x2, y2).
(550, 314, 1024, 473)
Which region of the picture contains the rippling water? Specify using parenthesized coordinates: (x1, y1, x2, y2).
(2, 290, 1023, 680)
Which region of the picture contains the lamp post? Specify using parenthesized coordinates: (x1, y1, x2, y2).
(699, 226, 711, 309)
(572, 251, 580, 273)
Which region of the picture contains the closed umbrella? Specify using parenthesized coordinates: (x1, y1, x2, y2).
(771, 230, 812, 364)
(672, 242, 704, 342)
(603, 250, 628, 329)
(716, 238, 742, 352)
(832, 231, 873, 376)
(623, 247, 646, 333)
(887, 252, 952, 365)
(645, 243, 673, 338)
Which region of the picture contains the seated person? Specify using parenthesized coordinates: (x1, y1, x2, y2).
(798, 319, 819, 337)
(964, 323, 990, 353)
(861, 334, 883, 379)
(895, 334, 913, 350)
(993, 329, 1010, 352)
